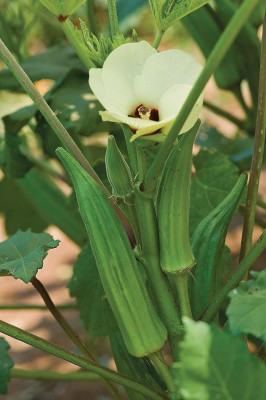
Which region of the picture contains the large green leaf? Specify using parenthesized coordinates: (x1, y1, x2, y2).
(149, 0, 209, 31)
(196, 128, 253, 171)
(0, 337, 14, 395)
(227, 270, 266, 343)
(0, 230, 59, 283)
(190, 149, 239, 233)
(174, 318, 266, 400)
(0, 45, 83, 91)
(0, 178, 48, 235)
(68, 243, 108, 339)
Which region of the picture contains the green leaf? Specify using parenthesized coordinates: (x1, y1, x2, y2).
(0, 178, 48, 235)
(174, 318, 266, 400)
(38, 0, 85, 17)
(149, 0, 209, 31)
(227, 270, 266, 343)
(196, 128, 253, 171)
(0, 230, 59, 283)
(0, 337, 14, 394)
(190, 149, 239, 233)
(0, 45, 83, 91)
(68, 243, 108, 339)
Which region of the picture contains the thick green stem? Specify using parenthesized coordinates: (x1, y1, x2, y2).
(30, 277, 124, 400)
(239, 15, 266, 262)
(0, 320, 167, 400)
(149, 353, 176, 394)
(173, 273, 193, 319)
(60, 18, 95, 69)
(134, 151, 182, 362)
(203, 100, 245, 129)
(202, 229, 266, 322)
(107, 0, 120, 38)
(144, 0, 261, 195)
(153, 31, 164, 49)
(11, 368, 100, 381)
(0, 38, 135, 244)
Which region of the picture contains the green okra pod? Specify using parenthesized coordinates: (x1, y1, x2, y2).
(157, 122, 200, 274)
(56, 147, 167, 358)
(191, 173, 247, 319)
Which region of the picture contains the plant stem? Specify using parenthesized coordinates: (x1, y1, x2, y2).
(0, 320, 167, 400)
(0, 38, 135, 244)
(203, 100, 245, 129)
(0, 304, 77, 311)
(107, 0, 120, 38)
(134, 150, 183, 362)
(153, 31, 164, 49)
(30, 277, 95, 362)
(60, 18, 95, 69)
(239, 15, 266, 263)
(30, 277, 124, 400)
(11, 368, 100, 381)
(173, 273, 193, 319)
(149, 353, 176, 394)
(144, 0, 261, 195)
(0, 38, 99, 186)
(202, 229, 266, 323)
(87, 0, 98, 37)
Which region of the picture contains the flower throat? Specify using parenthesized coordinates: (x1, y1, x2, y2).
(134, 105, 159, 121)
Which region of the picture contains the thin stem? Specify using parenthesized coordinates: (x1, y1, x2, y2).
(0, 320, 167, 400)
(11, 368, 100, 381)
(107, 0, 120, 38)
(174, 273, 193, 319)
(87, 0, 98, 37)
(31, 277, 95, 362)
(202, 229, 266, 323)
(60, 18, 95, 70)
(257, 199, 266, 210)
(239, 15, 266, 262)
(149, 353, 176, 394)
(0, 38, 135, 244)
(203, 100, 245, 129)
(0, 303, 77, 311)
(30, 277, 124, 400)
(0, 38, 99, 187)
(234, 85, 250, 116)
(144, 0, 261, 195)
(153, 31, 164, 49)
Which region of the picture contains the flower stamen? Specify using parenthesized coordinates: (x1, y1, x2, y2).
(134, 105, 159, 121)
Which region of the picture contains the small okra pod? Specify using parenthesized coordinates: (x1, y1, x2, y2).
(157, 122, 200, 274)
(56, 148, 167, 358)
(105, 135, 134, 198)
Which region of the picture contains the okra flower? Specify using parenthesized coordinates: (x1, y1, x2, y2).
(89, 41, 203, 142)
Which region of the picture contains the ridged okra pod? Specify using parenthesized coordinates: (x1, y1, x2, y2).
(191, 174, 247, 319)
(157, 123, 199, 273)
(57, 148, 167, 358)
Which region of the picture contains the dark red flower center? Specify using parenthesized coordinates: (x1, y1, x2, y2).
(134, 105, 159, 121)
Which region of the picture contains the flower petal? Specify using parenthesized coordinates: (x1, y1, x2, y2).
(134, 50, 202, 108)
(159, 83, 203, 134)
(99, 110, 172, 142)
(102, 41, 157, 115)
(89, 69, 124, 114)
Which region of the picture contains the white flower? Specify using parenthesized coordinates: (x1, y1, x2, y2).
(89, 41, 203, 142)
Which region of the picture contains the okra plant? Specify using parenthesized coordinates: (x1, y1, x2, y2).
(0, 0, 265, 399)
